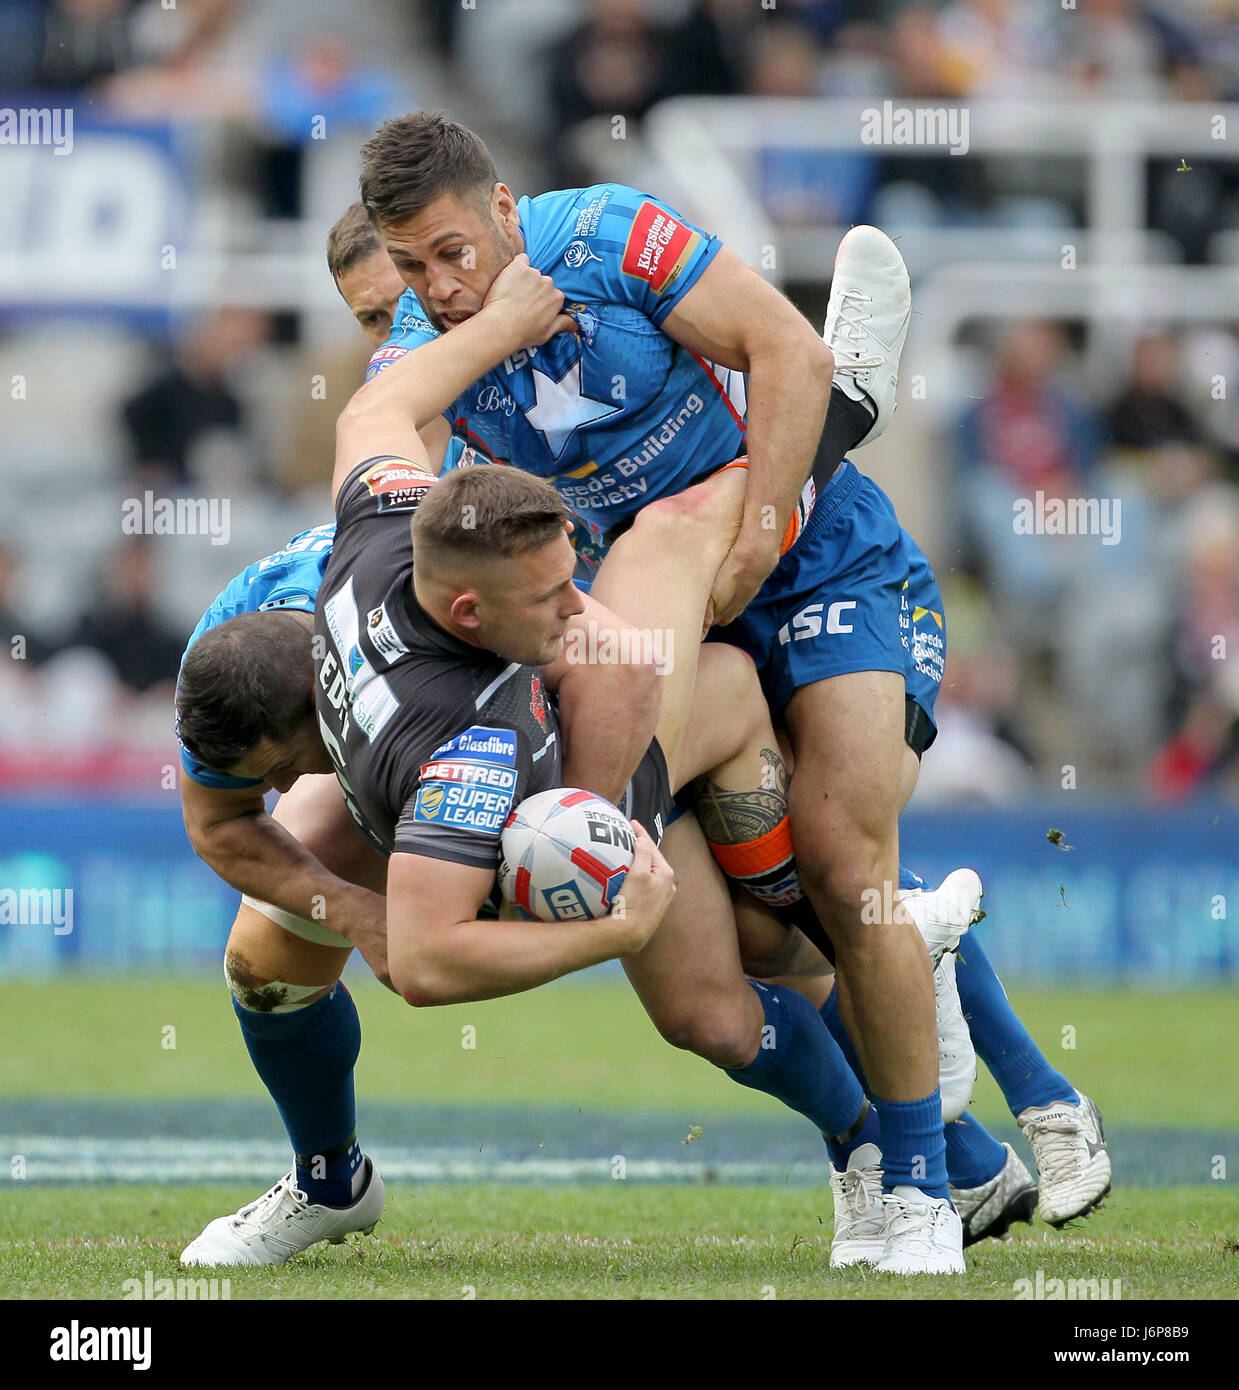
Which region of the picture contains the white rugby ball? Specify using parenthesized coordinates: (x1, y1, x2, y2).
(499, 788, 635, 922)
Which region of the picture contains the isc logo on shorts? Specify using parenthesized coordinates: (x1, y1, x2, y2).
(776, 601, 856, 644)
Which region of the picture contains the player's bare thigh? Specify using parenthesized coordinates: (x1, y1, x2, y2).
(620, 813, 764, 1070)
(785, 670, 907, 887)
(224, 774, 385, 1007)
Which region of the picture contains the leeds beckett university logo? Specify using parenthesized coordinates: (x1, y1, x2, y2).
(621, 202, 700, 296)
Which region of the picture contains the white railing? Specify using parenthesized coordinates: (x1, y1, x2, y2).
(639, 97, 1239, 284)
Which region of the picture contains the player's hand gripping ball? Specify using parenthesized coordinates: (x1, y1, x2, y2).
(500, 788, 636, 921)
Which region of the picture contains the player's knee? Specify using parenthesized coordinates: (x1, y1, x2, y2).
(639, 473, 737, 537)
(223, 949, 330, 1014)
(653, 997, 759, 1070)
(797, 836, 891, 938)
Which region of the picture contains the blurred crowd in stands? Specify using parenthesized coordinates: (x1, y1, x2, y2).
(3, 0, 1239, 801)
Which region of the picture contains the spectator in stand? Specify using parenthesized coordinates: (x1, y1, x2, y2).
(0, 541, 52, 670)
(256, 33, 408, 219)
(936, 0, 1065, 99)
(745, 20, 877, 226)
(876, 4, 983, 217)
(121, 307, 268, 490)
(545, 0, 749, 186)
(661, 0, 745, 100)
(58, 538, 184, 695)
(545, 0, 667, 186)
(36, 0, 138, 92)
(103, 0, 253, 120)
(1070, 0, 1213, 101)
(910, 579, 1036, 803)
(955, 320, 1105, 622)
(1147, 692, 1239, 800)
(1106, 330, 1201, 452)
(1165, 492, 1239, 714)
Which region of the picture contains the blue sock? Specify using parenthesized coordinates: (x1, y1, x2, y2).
(815, 986, 881, 1164)
(233, 980, 364, 1207)
(944, 1111, 1007, 1189)
(955, 933, 1077, 1117)
(726, 981, 870, 1148)
(899, 865, 929, 893)
(819, 985, 867, 1090)
(874, 1091, 949, 1199)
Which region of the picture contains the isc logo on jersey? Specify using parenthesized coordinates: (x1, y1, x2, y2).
(414, 727, 518, 833)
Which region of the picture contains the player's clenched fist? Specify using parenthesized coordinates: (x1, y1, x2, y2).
(482, 253, 578, 350)
(607, 820, 676, 955)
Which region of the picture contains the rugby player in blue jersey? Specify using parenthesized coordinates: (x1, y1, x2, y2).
(352, 112, 1109, 1261)
(174, 194, 1104, 1269)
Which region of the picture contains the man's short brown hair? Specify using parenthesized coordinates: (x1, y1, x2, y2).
(326, 201, 383, 283)
(360, 110, 499, 228)
(175, 611, 314, 772)
(412, 465, 570, 574)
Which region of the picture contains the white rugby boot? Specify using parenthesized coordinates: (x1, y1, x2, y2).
(829, 1142, 886, 1269)
(180, 1159, 384, 1266)
(900, 867, 984, 966)
(822, 224, 911, 447)
(934, 952, 977, 1122)
(1018, 1090, 1112, 1227)
(950, 1142, 1038, 1247)
(874, 1187, 966, 1275)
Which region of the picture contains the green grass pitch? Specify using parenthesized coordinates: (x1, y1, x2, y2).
(2, 978, 1237, 1299)
(4, 1186, 1236, 1300)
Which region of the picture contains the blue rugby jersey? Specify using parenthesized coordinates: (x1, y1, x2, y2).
(177, 523, 336, 789)
(367, 184, 760, 564)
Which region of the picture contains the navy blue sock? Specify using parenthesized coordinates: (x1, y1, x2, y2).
(233, 981, 364, 1207)
(955, 933, 1076, 1117)
(726, 981, 869, 1145)
(874, 1091, 949, 1199)
(899, 865, 930, 893)
(944, 1111, 1008, 1189)
(814, 987, 881, 1165)
(818, 985, 868, 1091)
(825, 1098, 882, 1169)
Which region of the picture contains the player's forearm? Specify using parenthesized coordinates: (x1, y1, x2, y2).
(333, 306, 522, 495)
(737, 336, 833, 557)
(392, 914, 637, 1007)
(186, 808, 379, 934)
(342, 305, 521, 438)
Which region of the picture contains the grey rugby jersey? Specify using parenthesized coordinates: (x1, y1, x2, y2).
(314, 456, 561, 869)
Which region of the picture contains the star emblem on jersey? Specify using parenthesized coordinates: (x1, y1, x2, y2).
(524, 358, 621, 459)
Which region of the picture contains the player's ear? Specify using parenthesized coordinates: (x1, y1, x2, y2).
(492, 184, 519, 237)
(449, 591, 482, 631)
